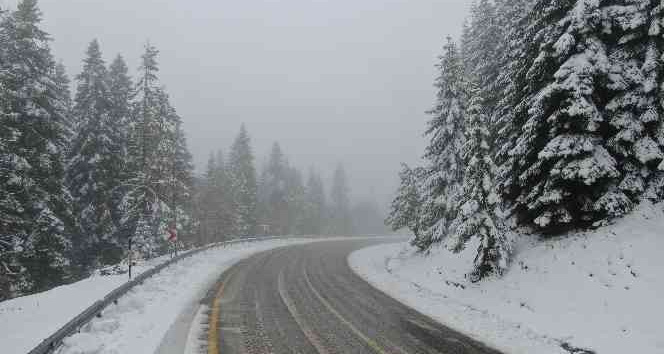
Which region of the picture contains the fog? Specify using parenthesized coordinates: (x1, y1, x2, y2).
(3, 0, 470, 206)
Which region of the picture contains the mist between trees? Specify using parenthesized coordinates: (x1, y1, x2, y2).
(198, 129, 390, 247)
(0, 0, 388, 301)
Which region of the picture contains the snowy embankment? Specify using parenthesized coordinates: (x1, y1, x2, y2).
(350, 202, 664, 354)
(1, 252, 177, 354)
(1, 238, 316, 354)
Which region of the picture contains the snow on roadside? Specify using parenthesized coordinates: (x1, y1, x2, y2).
(0, 252, 175, 354)
(54, 238, 317, 354)
(349, 202, 664, 354)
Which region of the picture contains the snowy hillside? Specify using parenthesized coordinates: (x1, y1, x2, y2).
(0, 238, 316, 354)
(350, 202, 664, 354)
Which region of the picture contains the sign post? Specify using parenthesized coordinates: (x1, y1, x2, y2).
(128, 237, 133, 280)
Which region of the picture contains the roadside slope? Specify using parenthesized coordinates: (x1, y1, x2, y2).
(350, 202, 664, 354)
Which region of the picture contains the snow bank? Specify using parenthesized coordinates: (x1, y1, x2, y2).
(0, 238, 314, 354)
(349, 202, 664, 354)
(0, 253, 174, 354)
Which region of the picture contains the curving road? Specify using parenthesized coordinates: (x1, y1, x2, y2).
(203, 238, 502, 354)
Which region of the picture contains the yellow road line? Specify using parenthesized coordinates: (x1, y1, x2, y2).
(208, 269, 235, 354)
(303, 268, 388, 354)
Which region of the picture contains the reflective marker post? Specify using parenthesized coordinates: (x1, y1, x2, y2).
(128, 236, 133, 280)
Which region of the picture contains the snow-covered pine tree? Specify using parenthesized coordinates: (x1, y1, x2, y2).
(602, 1, 664, 205)
(228, 124, 258, 236)
(213, 150, 234, 240)
(462, 0, 501, 110)
(170, 120, 195, 245)
(386, 163, 424, 237)
(650, 1, 664, 197)
(285, 166, 306, 235)
(108, 55, 132, 127)
(509, 0, 620, 230)
(329, 164, 352, 235)
(107, 54, 133, 241)
(416, 37, 466, 250)
(199, 150, 232, 243)
(0, 5, 9, 298)
(67, 39, 126, 271)
(303, 169, 327, 235)
(492, 0, 532, 205)
(449, 86, 510, 281)
(123, 44, 158, 256)
(123, 43, 190, 256)
(258, 142, 290, 235)
(54, 62, 74, 142)
(199, 152, 217, 245)
(446, 2, 511, 276)
(0, 0, 72, 298)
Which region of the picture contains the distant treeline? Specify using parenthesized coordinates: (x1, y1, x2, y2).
(195, 135, 390, 246)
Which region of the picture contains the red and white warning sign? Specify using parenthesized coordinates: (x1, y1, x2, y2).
(167, 227, 177, 242)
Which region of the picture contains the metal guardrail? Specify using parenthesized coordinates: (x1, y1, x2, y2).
(27, 236, 287, 354)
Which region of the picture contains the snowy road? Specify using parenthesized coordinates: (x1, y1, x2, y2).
(201, 238, 501, 354)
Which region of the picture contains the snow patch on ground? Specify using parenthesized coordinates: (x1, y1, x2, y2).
(349, 201, 664, 354)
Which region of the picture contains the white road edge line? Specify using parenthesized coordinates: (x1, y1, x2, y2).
(184, 305, 210, 354)
(277, 269, 330, 354)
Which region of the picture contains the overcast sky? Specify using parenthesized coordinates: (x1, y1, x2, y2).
(2, 0, 470, 207)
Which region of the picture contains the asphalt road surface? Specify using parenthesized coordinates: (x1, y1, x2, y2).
(204, 238, 502, 354)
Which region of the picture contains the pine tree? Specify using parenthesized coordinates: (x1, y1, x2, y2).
(258, 142, 289, 235)
(214, 150, 235, 239)
(449, 86, 510, 281)
(108, 55, 132, 122)
(228, 124, 257, 236)
(170, 121, 195, 245)
(200, 150, 233, 243)
(509, 0, 620, 230)
(107, 54, 133, 241)
(386, 164, 424, 237)
(285, 166, 306, 235)
(462, 0, 501, 110)
(416, 37, 467, 250)
(493, 0, 534, 206)
(303, 169, 327, 235)
(123, 43, 191, 256)
(329, 164, 352, 235)
(220, 150, 236, 238)
(0, 0, 72, 298)
(54, 61, 74, 141)
(603, 1, 664, 205)
(66, 39, 126, 270)
(199, 153, 217, 244)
